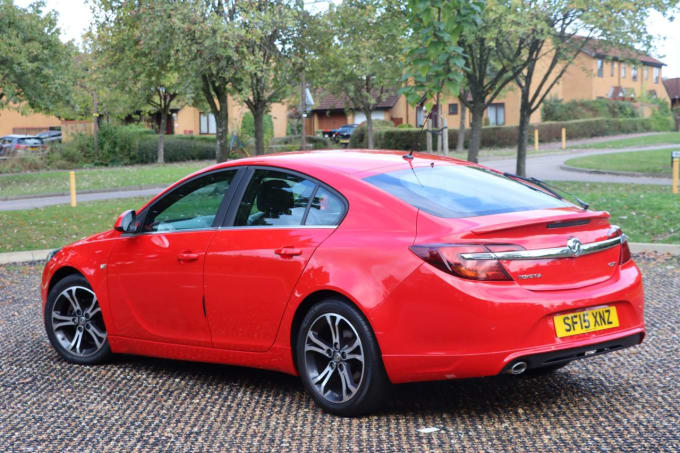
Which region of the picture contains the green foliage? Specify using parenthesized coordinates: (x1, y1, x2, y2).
(241, 112, 274, 145)
(348, 120, 395, 148)
(397, 123, 416, 129)
(312, 0, 407, 148)
(0, 0, 75, 115)
(269, 135, 330, 152)
(401, 0, 483, 108)
(358, 117, 662, 151)
(58, 126, 215, 166)
(542, 99, 639, 122)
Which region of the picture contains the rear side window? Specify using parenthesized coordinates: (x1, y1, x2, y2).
(364, 165, 570, 218)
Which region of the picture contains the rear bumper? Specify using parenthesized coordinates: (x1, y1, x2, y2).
(499, 332, 643, 374)
(382, 327, 644, 383)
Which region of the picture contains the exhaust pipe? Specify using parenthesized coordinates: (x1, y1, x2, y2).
(510, 361, 528, 375)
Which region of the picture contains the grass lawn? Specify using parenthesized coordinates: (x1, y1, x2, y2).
(569, 132, 680, 149)
(549, 181, 680, 243)
(0, 196, 148, 253)
(564, 148, 679, 176)
(0, 161, 211, 199)
(1, 181, 678, 253)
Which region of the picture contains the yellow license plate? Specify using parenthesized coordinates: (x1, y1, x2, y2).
(340, 139, 350, 144)
(554, 306, 619, 338)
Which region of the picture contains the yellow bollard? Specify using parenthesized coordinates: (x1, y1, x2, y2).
(534, 129, 539, 151)
(561, 128, 566, 150)
(69, 171, 77, 207)
(672, 152, 679, 194)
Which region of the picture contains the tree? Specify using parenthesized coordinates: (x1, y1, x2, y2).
(177, 0, 244, 162)
(456, 2, 531, 162)
(233, 0, 301, 155)
(401, 0, 482, 154)
(92, 0, 188, 163)
(501, 0, 680, 176)
(315, 0, 406, 149)
(0, 0, 74, 115)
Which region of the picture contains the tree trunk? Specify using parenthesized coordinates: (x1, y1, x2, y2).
(467, 103, 485, 163)
(300, 72, 306, 150)
(157, 108, 167, 164)
(253, 107, 265, 155)
(515, 86, 532, 176)
(457, 103, 466, 153)
(215, 92, 229, 163)
(365, 111, 374, 149)
(93, 92, 99, 159)
(441, 104, 448, 156)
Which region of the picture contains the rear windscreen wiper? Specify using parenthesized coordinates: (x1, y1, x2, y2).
(503, 172, 589, 210)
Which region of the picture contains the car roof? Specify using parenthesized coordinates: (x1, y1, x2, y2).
(1, 135, 32, 139)
(210, 149, 473, 178)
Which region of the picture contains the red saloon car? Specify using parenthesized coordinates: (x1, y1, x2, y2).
(42, 150, 645, 416)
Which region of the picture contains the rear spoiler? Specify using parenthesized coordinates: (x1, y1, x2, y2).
(470, 211, 610, 235)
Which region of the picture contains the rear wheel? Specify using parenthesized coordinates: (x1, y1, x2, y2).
(296, 299, 389, 416)
(44, 274, 111, 364)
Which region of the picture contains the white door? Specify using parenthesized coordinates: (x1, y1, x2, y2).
(353, 110, 386, 125)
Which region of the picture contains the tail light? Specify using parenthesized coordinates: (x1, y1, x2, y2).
(409, 244, 522, 281)
(608, 226, 632, 264)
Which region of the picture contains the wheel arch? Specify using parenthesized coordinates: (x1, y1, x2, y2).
(289, 289, 380, 373)
(48, 266, 85, 295)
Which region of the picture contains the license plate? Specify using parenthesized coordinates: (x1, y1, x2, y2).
(340, 139, 349, 144)
(554, 306, 619, 338)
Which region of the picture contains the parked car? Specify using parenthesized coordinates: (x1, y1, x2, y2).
(0, 135, 45, 155)
(42, 150, 644, 416)
(332, 124, 358, 144)
(36, 130, 62, 143)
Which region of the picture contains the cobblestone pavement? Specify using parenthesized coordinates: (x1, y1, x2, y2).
(1, 254, 678, 452)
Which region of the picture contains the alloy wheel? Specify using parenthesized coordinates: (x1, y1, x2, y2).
(304, 313, 365, 403)
(50, 285, 107, 357)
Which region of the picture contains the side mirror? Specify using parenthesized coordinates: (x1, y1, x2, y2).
(114, 210, 137, 233)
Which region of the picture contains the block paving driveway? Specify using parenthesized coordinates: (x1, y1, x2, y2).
(1, 254, 678, 452)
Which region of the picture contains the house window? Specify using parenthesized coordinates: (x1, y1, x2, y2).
(632, 66, 638, 81)
(487, 103, 505, 126)
(416, 105, 424, 127)
(200, 113, 216, 134)
(644, 67, 649, 80)
(448, 103, 458, 115)
(653, 67, 660, 83)
(610, 62, 615, 77)
(621, 63, 626, 78)
(597, 59, 603, 77)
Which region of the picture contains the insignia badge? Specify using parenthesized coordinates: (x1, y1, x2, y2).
(567, 238, 582, 256)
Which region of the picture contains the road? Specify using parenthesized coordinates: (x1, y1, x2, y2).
(1, 255, 678, 451)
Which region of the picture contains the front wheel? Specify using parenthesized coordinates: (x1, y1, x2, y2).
(295, 299, 389, 416)
(44, 274, 112, 364)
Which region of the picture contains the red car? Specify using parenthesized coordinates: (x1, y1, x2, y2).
(42, 150, 644, 416)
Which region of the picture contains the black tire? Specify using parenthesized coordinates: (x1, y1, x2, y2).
(525, 362, 570, 376)
(44, 274, 112, 365)
(295, 299, 390, 416)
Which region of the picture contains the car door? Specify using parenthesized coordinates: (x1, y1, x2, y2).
(107, 168, 242, 346)
(204, 167, 347, 352)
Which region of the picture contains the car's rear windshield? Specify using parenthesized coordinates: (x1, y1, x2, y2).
(364, 164, 570, 218)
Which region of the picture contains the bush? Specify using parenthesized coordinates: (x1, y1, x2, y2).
(360, 117, 663, 151)
(542, 98, 639, 122)
(348, 119, 395, 147)
(269, 135, 330, 152)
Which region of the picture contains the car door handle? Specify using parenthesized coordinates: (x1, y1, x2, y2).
(275, 247, 302, 257)
(177, 252, 200, 262)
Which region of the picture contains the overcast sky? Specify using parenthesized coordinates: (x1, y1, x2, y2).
(14, 0, 680, 79)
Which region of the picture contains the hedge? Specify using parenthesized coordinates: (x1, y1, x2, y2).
(352, 117, 668, 151)
(542, 98, 639, 122)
